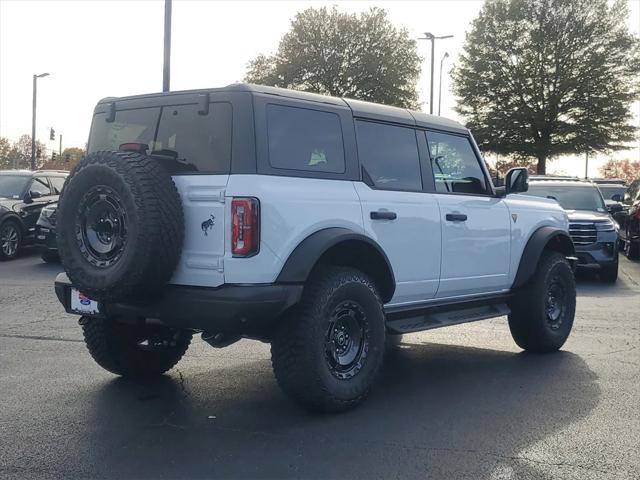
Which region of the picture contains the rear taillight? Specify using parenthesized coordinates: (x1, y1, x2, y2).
(231, 197, 260, 257)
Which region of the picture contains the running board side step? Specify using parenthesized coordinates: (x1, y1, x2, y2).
(385, 301, 510, 334)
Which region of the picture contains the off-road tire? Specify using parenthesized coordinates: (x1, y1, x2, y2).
(41, 250, 59, 263)
(599, 261, 618, 283)
(0, 219, 22, 260)
(508, 251, 576, 353)
(57, 151, 184, 301)
(82, 317, 192, 378)
(271, 267, 386, 413)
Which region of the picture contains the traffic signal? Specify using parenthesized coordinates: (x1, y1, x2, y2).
(51, 152, 57, 161)
(50, 128, 55, 140)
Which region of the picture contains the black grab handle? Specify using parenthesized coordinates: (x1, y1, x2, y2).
(445, 213, 467, 222)
(370, 211, 397, 220)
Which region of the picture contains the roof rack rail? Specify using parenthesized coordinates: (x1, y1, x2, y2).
(529, 175, 584, 181)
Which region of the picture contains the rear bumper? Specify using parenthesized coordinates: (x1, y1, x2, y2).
(54, 273, 303, 335)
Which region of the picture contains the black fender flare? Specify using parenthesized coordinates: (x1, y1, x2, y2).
(276, 227, 396, 302)
(0, 213, 25, 235)
(512, 226, 575, 289)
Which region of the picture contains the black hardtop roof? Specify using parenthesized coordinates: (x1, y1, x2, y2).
(96, 83, 468, 134)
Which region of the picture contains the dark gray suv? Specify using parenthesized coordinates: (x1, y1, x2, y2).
(523, 177, 619, 282)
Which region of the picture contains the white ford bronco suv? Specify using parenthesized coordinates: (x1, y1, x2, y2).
(54, 84, 576, 412)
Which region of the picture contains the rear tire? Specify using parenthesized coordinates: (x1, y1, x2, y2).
(271, 267, 386, 413)
(508, 251, 576, 353)
(0, 219, 22, 260)
(82, 317, 192, 378)
(41, 250, 59, 263)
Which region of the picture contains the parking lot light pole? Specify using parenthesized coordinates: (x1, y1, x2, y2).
(163, 0, 172, 92)
(418, 33, 452, 115)
(31, 72, 50, 171)
(438, 52, 450, 116)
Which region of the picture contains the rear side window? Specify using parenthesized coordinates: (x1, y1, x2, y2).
(267, 104, 345, 173)
(425, 131, 488, 195)
(88, 102, 232, 174)
(355, 120, 422, 191)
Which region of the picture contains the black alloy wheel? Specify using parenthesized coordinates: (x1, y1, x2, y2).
(76, 185, 128, 268)
(325, 300, 369, 380)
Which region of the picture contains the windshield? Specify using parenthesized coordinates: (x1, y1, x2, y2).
(0, 175, 29, 199)
(523, 184, 606, 212)
(597, 185, 626, 200)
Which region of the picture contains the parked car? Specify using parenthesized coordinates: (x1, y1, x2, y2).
(592, 178, 627, 201)
(0, 170, 68, 260)
(613, 178, 640, 259)
(524, 176, 619, 282)
(54, 84, 577, 412)
(35, 202, 59, 262)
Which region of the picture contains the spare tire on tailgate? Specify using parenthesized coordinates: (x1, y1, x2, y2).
(57, 150, 184, 301)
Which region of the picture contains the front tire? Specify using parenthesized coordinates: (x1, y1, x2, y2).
(271, 267, 386, 413)
(82, 317, 192, 378)
(599, 260, 618, 283)
(508, 251, 576, 353)
(0, 220, 22, 260)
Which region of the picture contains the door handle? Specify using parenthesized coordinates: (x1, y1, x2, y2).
(446, 213, 467, 222)
(370, 210, 397, 220)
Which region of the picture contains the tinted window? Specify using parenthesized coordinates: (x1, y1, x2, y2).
(49, 177, 66, 194)
(89, 108, 159, 152)
(30, 178, 51, 196)
(267, 104, 345, 173)
(426, 132, 488, 195)
(88, 103, 232, 173)
(356, 120, 422, 191)
(153, 103, 232, 173)
(523, 184, 606, 212)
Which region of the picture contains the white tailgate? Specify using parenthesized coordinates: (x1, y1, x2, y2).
(170, 175, 228, 287)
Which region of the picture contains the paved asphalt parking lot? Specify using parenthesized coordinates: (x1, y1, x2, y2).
(1, 249, 639, 480)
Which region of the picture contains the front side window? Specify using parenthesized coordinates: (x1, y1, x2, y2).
(426, 131, 488, 195)
(355, 120, 422, 191)
(88, 102, 233, 173)
(49, 177, 66, 194)
(29, 178, 51, 196)
(267, 104, 345, 173)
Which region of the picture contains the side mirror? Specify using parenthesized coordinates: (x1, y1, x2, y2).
(505, 167, 529, 194)
(611, 194, 622, 202)
(25, 190, 42, 203)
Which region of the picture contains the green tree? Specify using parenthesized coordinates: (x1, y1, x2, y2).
(0, 137, 12, 169)
(452, 0, 640, 174)
(245, 7, 421, 109)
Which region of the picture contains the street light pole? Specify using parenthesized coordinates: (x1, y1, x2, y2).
(418, 33, 453, 115)
(438, 52, 449, 116)
(30, 72, 49, 171)
(163, 0, 172, 92)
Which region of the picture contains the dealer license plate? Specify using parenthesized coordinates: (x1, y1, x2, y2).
(70, 288, 100, 314)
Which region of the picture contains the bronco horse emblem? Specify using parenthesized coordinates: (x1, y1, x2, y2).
(201, 215, 215, 236)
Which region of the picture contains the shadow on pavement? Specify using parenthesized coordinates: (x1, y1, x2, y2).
(73, 342, 599, 479)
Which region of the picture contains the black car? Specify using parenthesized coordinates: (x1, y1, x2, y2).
(523, 177, 619, 282)
(35, 202, 59, 262)
(0, 170, 68, 260)
(613, 178, 640, 259)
